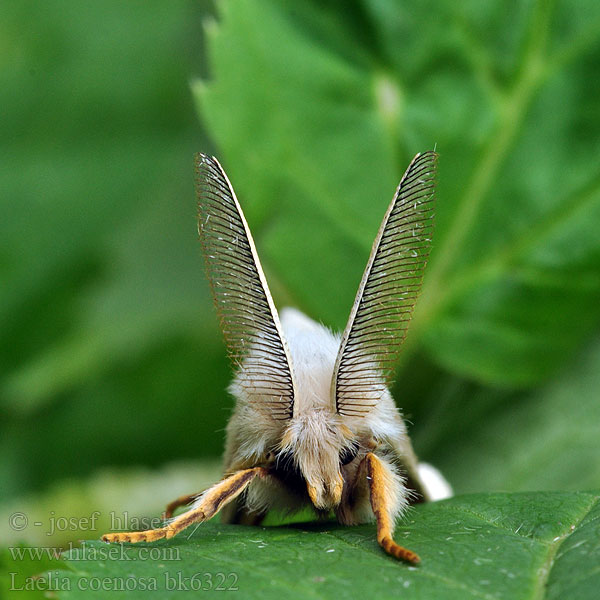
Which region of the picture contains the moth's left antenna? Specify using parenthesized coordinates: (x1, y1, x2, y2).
(195, 154, 295, 420)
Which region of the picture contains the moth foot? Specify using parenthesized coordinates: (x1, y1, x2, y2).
(101, 528, 168, 543)
(379, 536, 420, 564)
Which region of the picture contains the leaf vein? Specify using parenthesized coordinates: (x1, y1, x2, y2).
(533, 495, 600, 600)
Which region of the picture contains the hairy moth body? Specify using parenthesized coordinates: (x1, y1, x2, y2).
(102, 152, 451, 564)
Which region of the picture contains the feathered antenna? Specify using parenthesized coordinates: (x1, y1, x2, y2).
(333, 151, 437, 417)
(195, 154, 295, 420)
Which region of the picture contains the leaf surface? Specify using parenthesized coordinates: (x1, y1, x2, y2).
(53, 492, 600, 599)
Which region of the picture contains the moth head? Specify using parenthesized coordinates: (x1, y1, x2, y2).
(278, 412, 357, 509)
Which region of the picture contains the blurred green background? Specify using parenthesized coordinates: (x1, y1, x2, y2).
(2, 0, 600, 557)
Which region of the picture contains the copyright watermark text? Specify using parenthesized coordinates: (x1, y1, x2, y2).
(8, 510, 164, 536)
(9, 571, 239, 592)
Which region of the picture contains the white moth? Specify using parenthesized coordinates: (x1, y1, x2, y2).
(102, 152, 451, 563)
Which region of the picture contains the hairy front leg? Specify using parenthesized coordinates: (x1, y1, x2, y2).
(364, 453, 420, 564)
(102, 467, 268, 543)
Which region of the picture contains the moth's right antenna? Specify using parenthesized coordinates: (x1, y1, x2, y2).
(332, 152, 437, 417)
(195, 154, 295, 420)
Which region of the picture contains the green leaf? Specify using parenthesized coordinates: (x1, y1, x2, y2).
(1, 544, 63, 600)
(196, 0, 600, 387)
(48, 491, 600, 599)
(414, 334, 600, 494)
(0, 0, 230, 498)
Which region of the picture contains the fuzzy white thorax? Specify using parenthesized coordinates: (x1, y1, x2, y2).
(278, 307, 339, 415)
(227, 309, 411, 459)
(225, 309, 416, 506)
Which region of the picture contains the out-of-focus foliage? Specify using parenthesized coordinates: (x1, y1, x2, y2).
(196, 0, 600, 492)
(1, 0, 228, 500)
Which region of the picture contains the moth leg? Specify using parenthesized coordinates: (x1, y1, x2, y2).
(102, 467, 267, 544)
(364, 453, 420, 564)
(162, 491, 203, 519)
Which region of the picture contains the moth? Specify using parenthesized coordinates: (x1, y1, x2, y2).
(102, 151, 450, 563)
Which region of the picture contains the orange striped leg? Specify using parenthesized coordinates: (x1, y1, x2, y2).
(365, 453, 420, 564)
(102, 467, 267, 543)
(162, 491, 204, 519)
